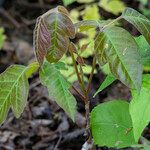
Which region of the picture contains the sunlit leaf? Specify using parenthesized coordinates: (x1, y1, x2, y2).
(82, 4, 100, 20)
(40, 61, 77, 121)
(0, 63, 38, 124)
(95, 26, 142, 92)
(70, 9, 80, 23)
(93, 75, 116, 97)
(99, 0, 126, 15)
(34, 6, 75, 65)
(130, 74, 150, 142)
(122, 7, 150, 44)
(91, 100, 135, 148)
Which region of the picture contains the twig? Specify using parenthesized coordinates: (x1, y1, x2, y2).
(0, 7, 20, 28)
(87, 56, 96, 94)
(72, 85, 85, 101)
(101, 16, 122, 31)
(54, 133, 62, 150)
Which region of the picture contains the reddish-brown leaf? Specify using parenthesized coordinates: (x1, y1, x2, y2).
(34, 6, 75, 65)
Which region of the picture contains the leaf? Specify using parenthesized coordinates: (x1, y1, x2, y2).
(62, 0, 75, 6)
(93, 75, 116, 97)
(129, 74, 150, 142)
(39, 61, 77, 121)
(95, 26, 142, 92)
(91, 100, 135, 148)
(0, 63, 38, 124)
(99, 0, 126, 15)
(121, 7, 150, 44)
(135, 35, 150, 67)
(34, 6, 75, 65)
(82, 4, 100, 20)
(0, 28, 6, 50)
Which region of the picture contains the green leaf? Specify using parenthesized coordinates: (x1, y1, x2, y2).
(25, 62, 39, 78)
(121, 7, 150, 44)
(62, 0, 75, 6)
(39, 61, 77, 121)
(95, 26, 142, 92)
(99, 0, 126, 15)
(135, 35, 150, 67)
(91, 100, 135, 148)
(0, 28, 6, 50)
(93, 75, 116, 97)
(129, 74, 150, 142)
(34, 6, 75, 65)
(0, 63, 38, 124)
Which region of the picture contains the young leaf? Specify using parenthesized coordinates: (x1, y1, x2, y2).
(121, 7, 150, 44)
(0, 63, 38, 124)
(130, 74, 150, 142)
(34, 6, 75, 65)
(93, 75, 116, 97)
(91, 100, 135, 148)
(39, 61, 77, 121)
(95, 26, 142, 92)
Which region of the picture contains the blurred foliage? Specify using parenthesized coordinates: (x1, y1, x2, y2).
(82, 4, 100, 20)
(99, 0, 126, 15)
(62, 0, 75, 6)
(137, 0, 150, 19)
(60, 54, 97, 83)
(0, 28, 6, 50)
(77, 0, 94, 3)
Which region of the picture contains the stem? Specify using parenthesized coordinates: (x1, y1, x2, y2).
(101, 16, 122, 31)
(69, 45, 86, 100)
(69, 43, 96, 147)
(87, 56, 96, 94)
(72, 85, 85, 101)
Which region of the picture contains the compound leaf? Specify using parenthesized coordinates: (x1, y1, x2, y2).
(40, 61, 77, 121)
(34, 6, 75, 65)
(91, 100, 135, 148)
(122, 7, 150, 44)
(95, 26, 142, 92)
(130, 74, 150, 142)
(0, 62, 38, 124)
